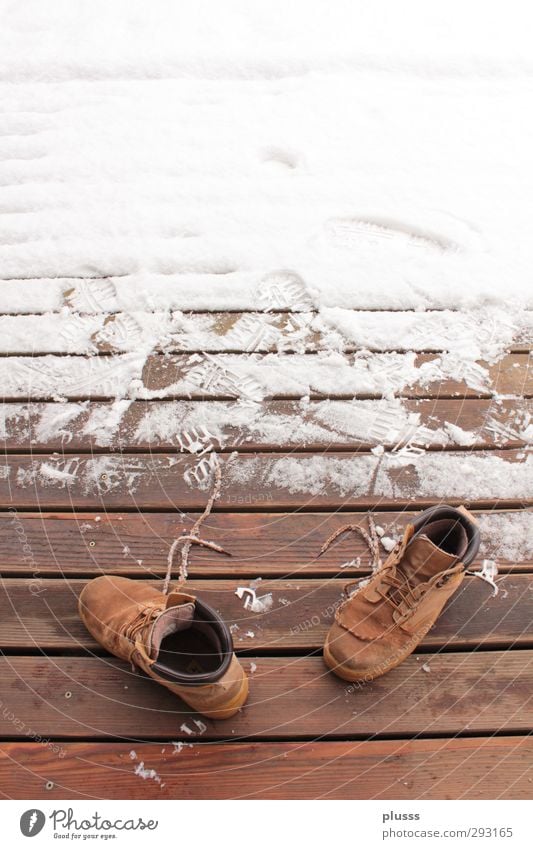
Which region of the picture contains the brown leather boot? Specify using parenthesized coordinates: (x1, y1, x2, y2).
(79, 576, 248, 719)
(324, 505, 480, 682)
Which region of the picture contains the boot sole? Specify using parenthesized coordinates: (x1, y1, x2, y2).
(323, 642, 413, 683)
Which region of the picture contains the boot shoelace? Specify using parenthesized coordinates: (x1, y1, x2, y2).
(378, 560, 457, 616)
(377, 566, 422, 614)
(371, 531, 421, 614)
(123, 603, 163, 644)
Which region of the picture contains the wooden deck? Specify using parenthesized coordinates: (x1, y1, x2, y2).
(0, 296, 531, 799)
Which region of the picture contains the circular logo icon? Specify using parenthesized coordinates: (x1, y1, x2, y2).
(20, 809, 46, 837)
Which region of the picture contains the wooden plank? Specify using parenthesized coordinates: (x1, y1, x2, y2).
(0, 652, 531, 740)
(1, 510, 528, 577)
(0, 450, 531, 509)
(2, 398, 532, 451)
(0, 576, 531, 652)
(0, 738, 531, 798)
(1, 352, 530, 401)
(1, 309, 531, 353)
(1, 272, 532, 315)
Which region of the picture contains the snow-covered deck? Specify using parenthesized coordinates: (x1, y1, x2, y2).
(0, 1, 532, 799)
(0, 295, 531, 798)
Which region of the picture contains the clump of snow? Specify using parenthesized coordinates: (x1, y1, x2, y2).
(380, 536, 397, 552)
(235, 585, 273, 613)
(171, 741, 193, 754)
(444, 422, 476, 447)
(467, 559, 499, 596)
(130, 750, 164, 787)
(134, 761, 164, 786)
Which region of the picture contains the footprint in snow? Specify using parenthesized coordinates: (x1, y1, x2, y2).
(324, 216, 459, 254)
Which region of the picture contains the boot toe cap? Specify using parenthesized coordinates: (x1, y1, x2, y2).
(324, 623, 401, 682)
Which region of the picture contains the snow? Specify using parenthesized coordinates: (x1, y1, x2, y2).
(443, 422, 476, 447)
(0, 349, 507, 401)
(0, 1, 531, 549)
(130, 750, 164, 787)
(235, 586, 273, 614)
(467, 559, 499, 596)
(261, 453, 533, 501)
(380, 536, 397, 553)
(79, 400, 133, 446)
(5, 396, 501, 452)
(38, 462, 76, 485)
(133, 761, 164, 785)
(478, 512, 533, 562)
(0, 2, 533, 310)
(1, 306, 531, 358)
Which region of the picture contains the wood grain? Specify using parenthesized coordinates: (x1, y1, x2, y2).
(0, 576, 531, 652)
(0, 510, 529, 576)
(0, 737, 530, 798)
(0, 652, 531, 740)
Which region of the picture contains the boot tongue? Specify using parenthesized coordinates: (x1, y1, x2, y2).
(400, 519, 467, 584)
(147, 602, 195, 660)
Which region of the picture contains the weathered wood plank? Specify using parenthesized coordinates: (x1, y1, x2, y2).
(1, 510, 528, 577)
(0, 738, 531, 798)
(0, 652, 531, 740)
(0, 450, 531, 509)
(1, 352, 530, 401)
(2, 398, 531, 451)
(1, 309, 531, 353)
(0, 576, 530, 651)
